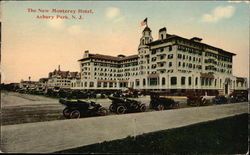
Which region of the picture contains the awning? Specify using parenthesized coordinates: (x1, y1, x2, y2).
(200, 73, 214, 78)
(148, 73, 159, 78)
(236, 77, 245, 83)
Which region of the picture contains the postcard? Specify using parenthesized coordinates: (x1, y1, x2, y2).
(0, 1, 249, 154)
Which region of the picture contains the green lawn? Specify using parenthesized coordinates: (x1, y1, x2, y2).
(56, 113, 248, 154)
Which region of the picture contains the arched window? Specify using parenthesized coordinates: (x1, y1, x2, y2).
(171, 77, 177, 85)
(143, 79, 146, 86)
(181, 77, 185, 85)
(162, 77, 166, 85)
(188, 77, 192, 86)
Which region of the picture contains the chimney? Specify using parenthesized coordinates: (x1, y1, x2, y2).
(84, 50, 89, 58)
(58, 65, 61, 71)
(159, 27, 167, 40)
(190, 37, 202, 42)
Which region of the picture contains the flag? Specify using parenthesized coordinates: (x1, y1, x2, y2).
(141, 18, 147, 26)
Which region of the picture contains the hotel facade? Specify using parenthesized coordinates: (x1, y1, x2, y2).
(71, 26, 248, 95)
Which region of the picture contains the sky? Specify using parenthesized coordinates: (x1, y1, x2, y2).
(0, 1, 249, 83)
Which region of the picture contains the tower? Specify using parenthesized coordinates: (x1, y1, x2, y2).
(138, 26, 153, 50)
(138, 26, 153, 77)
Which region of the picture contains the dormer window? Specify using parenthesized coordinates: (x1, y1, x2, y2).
(161, 34, 164, 40)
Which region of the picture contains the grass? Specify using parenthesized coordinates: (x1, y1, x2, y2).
(56, 113, 248, 154)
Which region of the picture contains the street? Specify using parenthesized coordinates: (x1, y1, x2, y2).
(1, 91, 188, 125)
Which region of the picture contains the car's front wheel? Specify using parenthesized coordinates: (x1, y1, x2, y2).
(157, 104, 165, 111)
(70, 110, 81, 119)
(117, 105, 126, 114)
(63, 107, 71, 119)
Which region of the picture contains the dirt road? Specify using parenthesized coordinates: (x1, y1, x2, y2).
(1, 92, 65, 125)
(1, 91, 188, 125)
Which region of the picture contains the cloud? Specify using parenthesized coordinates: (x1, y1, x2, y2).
(106, 7, 120, 19)
(105, 7, 125, 23)
(67, 25, 84, 35)
(202, 6, 236, 22)
(47, 19, 65, 29)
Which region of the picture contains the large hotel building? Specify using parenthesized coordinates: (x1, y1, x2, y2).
(71, 26, 247, 95)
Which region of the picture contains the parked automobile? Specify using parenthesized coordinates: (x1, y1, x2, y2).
(150, 94, 180, 110)
(186, 92, 211, 106)
(59, 98, 108, 119)
(229, 90, 248, 103)
(212, 95, 228, 104)
(108, 96, 146, 114)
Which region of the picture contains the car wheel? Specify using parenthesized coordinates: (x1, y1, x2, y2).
(157, 104, 165, 111)
(109, 104, 115, 112)
(140, 104, 146, 112)
(117, 106, 126, 114)
(98, 107, 108, 116)
(63, 107, 71, 119)
(70, 110, 81, 119)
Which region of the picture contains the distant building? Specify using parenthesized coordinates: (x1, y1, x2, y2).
(71, 26, 248, 95)
(19, 80, 38, 90)
(37, 78, 49, 91)
(47, 66, 80, 89)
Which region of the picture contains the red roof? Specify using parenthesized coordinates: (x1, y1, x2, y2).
(49, 70, 79, 78)
(78, 54, 138, 62)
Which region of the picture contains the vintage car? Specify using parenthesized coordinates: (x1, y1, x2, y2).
(229, 90, 248, 103)
(59, 98, 108, 119)
(186, 92, 212, 106)
(149, 94, 180, 110)
(108, 96, 146, 114)
(212, 95, 229, 104)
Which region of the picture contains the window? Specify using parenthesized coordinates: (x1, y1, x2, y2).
(195, 77, 198, 86)
(97, 82, 101, 87)
(169, 62, 172, 67)
(136, 79, 140, 86)
(143, 79, 146, 86)
(162, 77, 166, 85)
(149, 78, 158, 86)
(169, 46, 172, 51)
(84, 82, 87, 87)
(168, 54, 173, 59)
(171, 77, 177, 85)
(103, 82, 107, 88)
(188, 77, 192, 85)
(89, 82, 94, 87)
(201, 78, 204, 86)
(109, 82, 113, 87)
(181, 77, 185, 85)
(178, 62, 181, 66)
